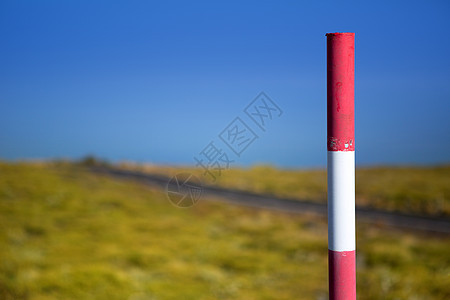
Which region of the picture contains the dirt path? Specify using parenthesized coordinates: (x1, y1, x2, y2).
(90, 166, 450, 234)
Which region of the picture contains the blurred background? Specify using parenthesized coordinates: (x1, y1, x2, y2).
(0, 1, 449, 299)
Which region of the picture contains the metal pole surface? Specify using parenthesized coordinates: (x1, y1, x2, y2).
(326, 32, 356, 300)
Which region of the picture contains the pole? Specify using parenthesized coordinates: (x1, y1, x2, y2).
(326, 32, 356, 300)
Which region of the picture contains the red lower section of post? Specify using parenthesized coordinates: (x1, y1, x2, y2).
(328, 250, 356, 300)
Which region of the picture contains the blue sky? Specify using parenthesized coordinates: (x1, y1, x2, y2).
(1, 0, 449, 167)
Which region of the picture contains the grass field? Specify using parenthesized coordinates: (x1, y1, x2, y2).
(0, 161, 449, 299)
(120, 162, 450, 217)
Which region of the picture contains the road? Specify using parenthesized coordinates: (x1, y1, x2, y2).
(90, 166, 450, 234)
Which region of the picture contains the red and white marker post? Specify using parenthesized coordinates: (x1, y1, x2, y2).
(326, 32, 356, 300)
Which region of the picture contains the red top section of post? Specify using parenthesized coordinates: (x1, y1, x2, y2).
(327, 33, 355, 151)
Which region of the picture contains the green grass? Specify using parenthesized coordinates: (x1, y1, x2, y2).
(0, 162, 449, 299)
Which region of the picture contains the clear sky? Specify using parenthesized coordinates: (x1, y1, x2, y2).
(1, 0, 449, 167)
